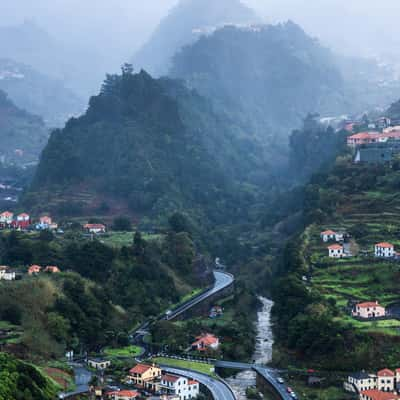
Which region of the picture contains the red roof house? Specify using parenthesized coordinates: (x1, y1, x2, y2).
(377, 369, 395, 377)
(360, 389, 400, 400)
(192, 333, 220, 351)
(84, 223, 106, 233)
(106, 390, 139, 400)
(28, 265, 42, 275)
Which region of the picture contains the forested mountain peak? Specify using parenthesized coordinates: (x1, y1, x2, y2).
(132, 0, 260, 76)
(170, 21, 346, 151)
(27, 67, 267, 221)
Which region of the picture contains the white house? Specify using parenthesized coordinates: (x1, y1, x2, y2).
(328, 244, 344, 258)
(0, 211, 13, 224)
(377, 369, 395, 392)
(87, 358, 111, 370)
(16, 213, 30, 222)
(352, 302, 386, 319)
(160, 374, 199, 400)
(375, 243, 395, 258)
(347, 372, 377, 392)
(321, 230, 345, 242)
(84, 224, 106, 234)
(0, 266, 15, 281)
(321, 230, 336, 242)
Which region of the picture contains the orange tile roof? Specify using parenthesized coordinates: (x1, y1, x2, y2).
(377, 368, 395, 377)
(129, 364, 152, 375)
(376, 242, 394, 248)
(162, 374, 180, 383)
(84, 223, 106, 229)
(360, 389, 399, 400)
(193, 333, 219, 349)
(321, 230, 336, 235)
(348, 132, 380, 140)
(328, 244, 343, 250)
(188, 380, 198, 385)
(107, 390, 139, 398)
(357, 302, 381, 308)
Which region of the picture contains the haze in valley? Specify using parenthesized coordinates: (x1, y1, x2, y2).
(2, 0, 400, 85)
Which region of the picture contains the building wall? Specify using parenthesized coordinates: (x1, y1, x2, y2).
(377, 376, 395, 392)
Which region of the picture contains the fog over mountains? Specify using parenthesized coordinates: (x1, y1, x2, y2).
(3, 0, 400, 84)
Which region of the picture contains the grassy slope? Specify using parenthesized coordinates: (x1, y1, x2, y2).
(152, 357, 216, 377)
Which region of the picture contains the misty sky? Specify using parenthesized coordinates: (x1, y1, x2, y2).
(2, 0, 400, 64)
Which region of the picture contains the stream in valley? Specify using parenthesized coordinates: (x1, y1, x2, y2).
(226, 297, 274, 399)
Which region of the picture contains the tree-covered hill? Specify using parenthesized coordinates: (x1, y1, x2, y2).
(26, 67, 267, 222)
(0, 89, 49, 165)
(0, 352, 57, 400)
(0, 226, 211, 358)
(169, 22, 349, 157)
(132, 0, 260, 76)
(0, 58, 84, 127)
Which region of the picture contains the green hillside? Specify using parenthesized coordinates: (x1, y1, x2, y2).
(0, 352, 57, 400)
(273, 155, 400, 371)
(170, 22, 347, 155)
(25, 66, 267, 222)
(0, 89, 49, 165)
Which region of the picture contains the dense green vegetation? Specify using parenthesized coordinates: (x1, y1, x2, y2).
(0, 352, 57, 400)
(148, 288, 259, 362)
(273, 154, 400, 370)
(26, 67, 267, 224)
(0, 89, 48, 165)
(170, 22, 348, 158)
(0, 226, 210, 359)
(289, 114, 349, 182)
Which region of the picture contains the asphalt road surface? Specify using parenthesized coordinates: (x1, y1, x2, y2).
(162, 366, 236, 400)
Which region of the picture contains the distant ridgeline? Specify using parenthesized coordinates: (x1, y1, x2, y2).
(132, 0, 260, 76)
(25, 67, 268, 222)
(0, 89, 49, 166)
(0, 58, 84, 127)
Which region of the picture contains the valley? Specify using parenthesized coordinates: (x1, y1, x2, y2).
(1, 1, 400, 400)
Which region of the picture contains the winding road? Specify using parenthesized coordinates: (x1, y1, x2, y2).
(61, 268, 292, 400)
(162, 366, 236, 400)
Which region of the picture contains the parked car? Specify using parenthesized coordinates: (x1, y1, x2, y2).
(287, 387, 293, 393)
(277, 377, 284, 384)
(290, 393, 297, 399)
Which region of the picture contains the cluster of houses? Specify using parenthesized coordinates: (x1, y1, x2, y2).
(320, 230, 350, 258)
(0, 264, 60, 282)
(319, 230, 393, 322)
(88, 361, 200, 400)
(0, 211, 109, 235)
(346, 125, 400, 164)
(345, 368, 400, 400)
(127, 363, 199, 400)
(321, 229, 399, 260)
(0, 211, 58, 231)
